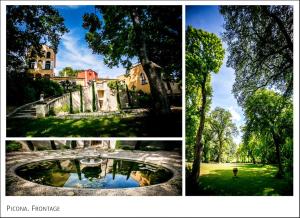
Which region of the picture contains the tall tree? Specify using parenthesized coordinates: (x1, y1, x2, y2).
(186, 26, 225, 184)
(220, 6, 293, 106)
(244, 89, 293, 177)
(59, 67, 80, 77)
(82, 6, 182, 115)
(208, 107, 238, 163)
(6, 6, 68, 73)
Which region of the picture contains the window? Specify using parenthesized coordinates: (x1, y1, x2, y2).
(29, 61, 36, 69)
(46, 52, 51, 58)
(45, 61, 51, 70)
(140, 72, 147, 85)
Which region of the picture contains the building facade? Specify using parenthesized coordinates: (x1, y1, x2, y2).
(27, 45, 56, 78)
(77, 69, 98, 86)
(117, 63, 181, 95)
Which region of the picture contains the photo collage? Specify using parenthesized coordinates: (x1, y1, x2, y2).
(1, 0, 299, 217)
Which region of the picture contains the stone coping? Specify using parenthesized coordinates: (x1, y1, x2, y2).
(6, 150, 182, 196)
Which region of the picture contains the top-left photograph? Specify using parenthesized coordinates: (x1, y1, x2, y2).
(6, 5, 182, 137)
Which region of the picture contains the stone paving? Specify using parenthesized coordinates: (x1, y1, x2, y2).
(6, 149, 182, 196)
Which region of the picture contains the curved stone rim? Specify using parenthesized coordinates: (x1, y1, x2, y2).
(11, 154, 179, 193)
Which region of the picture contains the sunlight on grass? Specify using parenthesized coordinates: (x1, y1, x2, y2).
(187, 163, 293, 196)
(7, 111, 182, 137)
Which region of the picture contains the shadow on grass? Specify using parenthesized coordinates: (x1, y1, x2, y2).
(6, 111, 182, 137)
(186, 164, 293, 196)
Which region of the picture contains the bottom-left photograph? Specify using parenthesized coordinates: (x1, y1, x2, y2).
(6, 140, 182, 196)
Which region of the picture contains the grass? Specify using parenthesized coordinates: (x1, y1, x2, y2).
(186, 163, 293, 196)
(6, 111, 181, 137)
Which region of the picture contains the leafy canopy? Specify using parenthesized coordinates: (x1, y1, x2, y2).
(6, 6, 68, 72)
(220, 6, 293, 105)
(82, 6, 182, 80)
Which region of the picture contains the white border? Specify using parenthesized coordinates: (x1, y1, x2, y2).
(1, 1, 299, 217)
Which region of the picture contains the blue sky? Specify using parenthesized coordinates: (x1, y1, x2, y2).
(186, 6, 244, 144)
(53, 5, 126, 78)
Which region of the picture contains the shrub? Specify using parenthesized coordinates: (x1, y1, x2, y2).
(54, 104, 69, 114)
(6, 141, 22, 152)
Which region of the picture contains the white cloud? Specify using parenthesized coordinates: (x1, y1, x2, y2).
(55, 30, 126, 78)
(55, 5, 81, 9)
(228, 106, 241, 122)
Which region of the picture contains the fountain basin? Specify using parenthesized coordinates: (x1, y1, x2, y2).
(80, 158, 102, 167)
(15, 158, 173, 189)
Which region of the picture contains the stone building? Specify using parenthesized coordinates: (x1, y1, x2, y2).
(77, 69, 98, 86)
(27, 45, 56, 78)
(117, 63, 181, 95)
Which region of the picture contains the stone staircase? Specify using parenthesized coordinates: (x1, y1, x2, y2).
(10, 104, 37, 118)
(7, 96, 57, 119)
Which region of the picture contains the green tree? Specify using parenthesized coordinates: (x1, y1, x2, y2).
(108, 81, 124, 110)
(186, 26, 225, 184)
(244, 89, 293, 177)
(208, 107, 238, 163)
(220, 6, 293, 105)
(6, 6, 68, 73)
(82, 6, 182, 115)
(92, 81, 97, 112)
(80, 85, 84, 112)
(59, 67, 78, 77)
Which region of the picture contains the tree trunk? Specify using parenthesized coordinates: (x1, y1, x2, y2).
(218, 139, 222, 163)
(69, 91, 73, 114)
(50, 140, 57, 150)
(26, 141, 35, 151)
(191, 74, 207, 185)
(125, 84, 132, 108)
(130, 9, 170, 115)
(142, 62, 170, 115)
(116, 82, 121, 110)
(273, 134, 284, 178)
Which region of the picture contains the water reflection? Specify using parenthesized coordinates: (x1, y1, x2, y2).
(16, 158, 172, 189)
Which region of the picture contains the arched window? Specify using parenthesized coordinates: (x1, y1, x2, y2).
(29, 60, 36, 69)
(140, 72, 147, 85)
(46, 52, 51, 58)
(45, 61, 51, 70)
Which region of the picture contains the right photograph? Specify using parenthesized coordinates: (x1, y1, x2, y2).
(185, 6, 293, 196)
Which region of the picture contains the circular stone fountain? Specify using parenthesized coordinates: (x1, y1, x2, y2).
(15, 157, 173, 190)
(80, 150, 102, 167)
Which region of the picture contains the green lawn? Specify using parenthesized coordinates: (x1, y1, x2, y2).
(186, 163, 293, 196)
(7, 111, 181, 137)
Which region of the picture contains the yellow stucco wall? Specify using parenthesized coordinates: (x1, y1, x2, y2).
(27, 45, 56, 77)
(118, 64, 151, 94)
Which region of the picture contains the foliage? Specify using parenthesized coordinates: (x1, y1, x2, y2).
(108, 81, 123, 109)
(186, 26, 225, 182)
(83, 6, 182, 114)
(69, 92, 73, 114)
(207, 107, 238, 163)
(82, 6, 181, 78)
(220, 6, 293, 105)
(54, 104, 69, 114)
(6, 141, 22, 152)
(243, 89, 292, 176)
(80, 85, 83, 112)
(92, 81, 96, 112)
(6, 5, 68, 73)
(7, 74, 63, 106)
(136, 90, 152, 108)
(59, 67, 83, 77)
